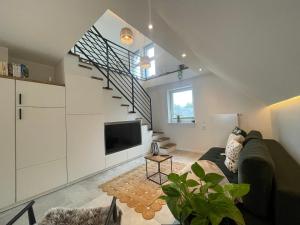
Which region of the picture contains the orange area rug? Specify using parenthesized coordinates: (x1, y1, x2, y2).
(99, 161, 185, 220)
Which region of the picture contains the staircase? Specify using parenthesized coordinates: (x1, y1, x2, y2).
(152, 131, 177, 154)
(70, 26, 152, 130)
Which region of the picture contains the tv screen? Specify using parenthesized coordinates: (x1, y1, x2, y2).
(105, 121, 142, 155)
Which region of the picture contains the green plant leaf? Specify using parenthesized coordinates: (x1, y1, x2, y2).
(180, 172, 189, 182)
(162, 184, 181, 197)
(200, 182, 214, 193)
(166, 197, 182, 221)
(204, 173, 224, 185)
(186, 179, 199, 187)
(191, 195, 209, 216)
(180, 205, 193, 224)
(209, 195, 246, 225)
(159, 195, 167, 200)
(225, 204, 246, 225)
(208, 212, 223, 225)
(208, 193, 223, 201)
(191, 162, 205, 179)
(191, 216, 209, 225)
(224, 183, 250, 199)
(211, 184, 224, 193)
(168, 173, 181, 184)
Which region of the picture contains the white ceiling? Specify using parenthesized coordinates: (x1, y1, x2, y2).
(0, 0, 299, 104)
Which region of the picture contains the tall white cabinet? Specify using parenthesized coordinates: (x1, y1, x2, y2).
(0, 77, 15, 209)
(15, 81, 67, 201)
(65, 60, 106, 182)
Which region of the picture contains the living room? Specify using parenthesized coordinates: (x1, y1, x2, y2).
(0, 1, 299, 225)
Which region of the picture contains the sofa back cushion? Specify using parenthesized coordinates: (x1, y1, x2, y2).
(243, 130, 263, 146)
(238, 138, 275, 219)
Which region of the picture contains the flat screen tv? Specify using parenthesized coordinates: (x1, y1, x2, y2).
(105, 121, 141, 155)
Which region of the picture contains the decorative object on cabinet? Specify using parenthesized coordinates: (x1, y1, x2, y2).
(0, 61, 8, 76)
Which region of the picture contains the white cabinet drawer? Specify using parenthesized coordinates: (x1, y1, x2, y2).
(67, 114, 105, 182)
(105, 150, 128, 168)
(0, 77, 15, 208)
(17, 158, 67, 201)
(16, 80, 65, 107)
(127, 145, 143, 160)
(16, 107, 66, 169)
(65, 72, 104, 114)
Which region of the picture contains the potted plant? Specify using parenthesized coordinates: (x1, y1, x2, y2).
(160, 162, 250, 225)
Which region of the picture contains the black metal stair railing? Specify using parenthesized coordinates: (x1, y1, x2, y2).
(71, 26, 152, 129)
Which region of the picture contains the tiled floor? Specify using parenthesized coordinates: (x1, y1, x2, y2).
(0, 150, 201, 225)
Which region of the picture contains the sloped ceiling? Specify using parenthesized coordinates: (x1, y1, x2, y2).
(0, 0, 299, 104)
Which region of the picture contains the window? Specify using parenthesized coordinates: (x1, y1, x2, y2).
(131, 50, 142, 78)
(131, 43, 156, 79)
(144, 44, 156, 78)
(168, 87, 195, 123)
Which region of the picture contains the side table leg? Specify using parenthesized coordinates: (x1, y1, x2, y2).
(158, 162, 162, 184)
(146, 159, 148, 178)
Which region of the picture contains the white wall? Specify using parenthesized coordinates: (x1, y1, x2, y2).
(0, 46, 8, 61)
(270, 97, 300, 164)
(148, 74, 273, 153)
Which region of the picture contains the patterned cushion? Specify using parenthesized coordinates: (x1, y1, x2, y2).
(225, 133, 245, 155)
(225, 157, 239, 173)
(224, 140, 243, 173)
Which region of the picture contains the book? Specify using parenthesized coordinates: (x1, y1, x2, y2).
(12, 63, 21, 77)
(0, 61, 8, 76)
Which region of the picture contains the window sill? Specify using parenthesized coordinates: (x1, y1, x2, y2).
(168, 121, 196, 126)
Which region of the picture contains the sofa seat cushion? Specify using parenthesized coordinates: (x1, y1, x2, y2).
(199, 147, 238, 183)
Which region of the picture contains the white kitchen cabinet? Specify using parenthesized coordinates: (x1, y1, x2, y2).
(17, 158, 67, 201)
(16, 80, 65, 107)
(67, 114, 105, 182)
(65, 68, 104, 115)
(0, 77, 15, 208)
(16, 107, 66, 169)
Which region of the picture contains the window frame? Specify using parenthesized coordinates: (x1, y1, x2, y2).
(168, 86, 195, 124)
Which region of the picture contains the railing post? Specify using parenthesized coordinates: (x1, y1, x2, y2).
(106, 41, 110, 88)
(150, 98, 153, 130)
(128, 51, 131, 73)
(131, 74, 135, 113)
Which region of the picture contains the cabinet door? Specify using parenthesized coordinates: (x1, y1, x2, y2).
(67, 114, 105, 182)
(16, 107, 66, 169)
(0, 78, 15, 208)
(65, 72, 104, 115)
(17, 158, 67, 201)
(16, 80, 65, 107)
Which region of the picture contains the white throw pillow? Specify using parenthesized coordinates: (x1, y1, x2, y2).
(224, 140, 243, 173)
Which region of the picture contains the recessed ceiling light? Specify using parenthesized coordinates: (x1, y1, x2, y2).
(148, 24, 153, 30)
(199, 68, 203, 72)
(181, 53, 187, 58)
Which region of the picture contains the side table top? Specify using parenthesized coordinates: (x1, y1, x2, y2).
(145, 154, 172, 162)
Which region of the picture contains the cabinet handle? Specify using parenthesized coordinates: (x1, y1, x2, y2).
(19, 108, 22, 120)
(19, 93, 22, 105)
